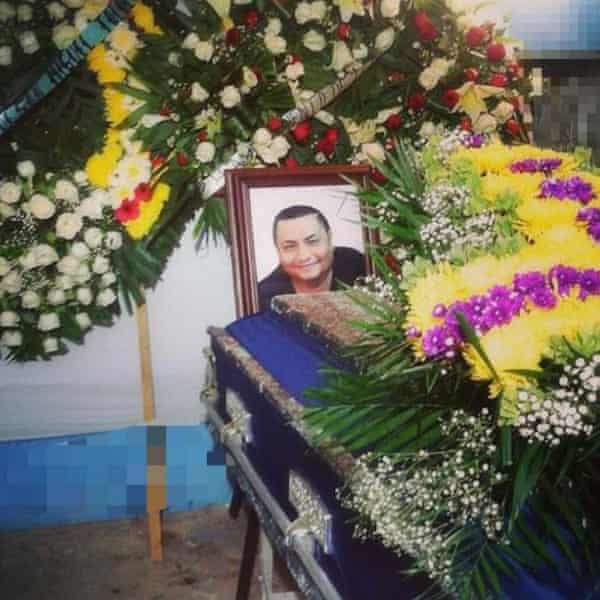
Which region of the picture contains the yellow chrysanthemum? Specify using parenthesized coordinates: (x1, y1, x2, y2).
(96, 63, 126, 84)
(87, 43, 107, 71)
(130, 2, 162, 34)
(480, 172, 543, 206)
(103, 89, 129, 126)
(451, 142, 516, 175)
(107, 23, 140, 57)
(125, 183, 170, 239)
(86, 152, 119, 188)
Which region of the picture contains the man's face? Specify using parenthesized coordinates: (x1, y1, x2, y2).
(274, 214, 334, 285)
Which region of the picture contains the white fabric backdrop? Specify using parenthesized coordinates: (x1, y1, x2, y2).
(0, 224, 237, 441)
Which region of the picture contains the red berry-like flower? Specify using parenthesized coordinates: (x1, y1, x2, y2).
(324, 128, 340, 143)
(133, 182, 152, 203)
(414, 11, 438, 42)
(465, 26, 487, 47)
(407, 92, 426, 111)
(316, 137, 335, 156)
(177, 151, 189, 166)
(291, 121, 311, 144)
(242, 9, 259, 29)
(505, 119, 521, 136)
(385, 114, 403, 130)
(267, 116, 283, 132)
(489, 73, 508, 88)
(441, 89, 459, 109)
(284, 156, 299, 168)
(506, 62, 523, 78)
(337, 23, 351, 40)
(464, 68, 479, 82)
(226, 28, 241, 46)
(196, 130, 208, 142)
(486, 43, 506, 63)
(369, 167, 388, 185)
(151, 154, 165, 170)
(459, 116, 472, 131)
(115, 198, 140, 223)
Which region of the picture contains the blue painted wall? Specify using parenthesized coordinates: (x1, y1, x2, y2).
(0, 425, 230, 531)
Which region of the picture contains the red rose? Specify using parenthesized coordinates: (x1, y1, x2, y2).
(489, 73, 508, 88)
(505, 119, 521, 136)
(407, 92, 426, 111)
(267, 116, 283, 132)
(226, 28, 241, 46)
(459, 117, 472, 131)
(316, 137, 335, 156)
(176, 151, 189, 166)
(291, 120, 311, 144)
(290, 54, 302, 64)
(385, 114, 403, 130)
(464, 68, 479, 82)
(242, 9, 259, 29)
(414, 11, 438, 42)
(506, 62, 523, 78)
(337, 23, 351, 40)
(465, 26, 487, 47)
(509, 96, 523, 111)
(486, 43, 506, 62)
(441, 89, 459, 108)
(115, 198, 140, 223)
(284, 156, 299, 168)
(133, 182, 152, 203)
(196, 129, 208, 142)
(151, 154, 165, 170)
(369, 167, 388, 185)
(324, 127, 340, 143)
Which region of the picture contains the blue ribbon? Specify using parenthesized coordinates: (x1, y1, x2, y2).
(0, 0, 135, 136)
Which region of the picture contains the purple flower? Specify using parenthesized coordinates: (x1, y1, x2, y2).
(483, 298, 514, 327)
(530, 286, 557, 309)
(538, 158, 562, 173)
(539, 177, 595, 204)
(461, 133, 485, 148)
(549, 265, 580, 296)
(422, 324, 461, 358)
(432, 303, 447, 318)
(579, 269, 600, 299)
(406, 325, 421, 338)
(487, 285, 511, 304)
(510, 158, 562, 174)
(513, 271, 547, 294)
(577, 207, 600, 223)
(588, 221, 600, 243)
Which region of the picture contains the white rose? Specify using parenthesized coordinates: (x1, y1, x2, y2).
(492, 101, 515, 124)
(430, 58, 453, 78)
(19, 31, 40, 54)
(285, 62, 304, 81)
(64, 0, 85, 7)
(315, 111, 335, 126)
(70, 241, 90, 259)
(47, 2, 66, 20)
(0, 257, 11, 276)
(473, 113, 498, 134)
(253, 128, 272, 147)
(1, 331, 22, 347)
(2, 271, 22, 294)
(92, 256, 110, 275)
(264, 32, 286, 55)
(90, 188, 110, 207)
(418, 67, 440, 91)
(330, 41, 353, 72)
(74, 263, 91, 284)
(419, 121, 436, 138)
(73, 170, 87, 185)
(352, 43, 368, 60)
(195, 141, 216, 164)
(74, 11, 91, 32)
(96, 288, 117, 307)
(33, 244, 59, 267)
(381, 0, 400, 18)
(78, 195, 103, 220)
(105, 231, 122, 251)
(194, 40, 214, 62)
(0, 181, 21, 204)
(43, 337, 59, 353)
(361, 142, 386, 164)
(265, 17, 282, 35)
(54, 179, 79, 203)
(0, 202, 15, 218)
(76, 287, 93, 306)
(56, 275, 74, 290)
(17, 4, 32, 22)
(0, 45, 12, 66)
(17, 160, 35, 178)
(0, 2, 16, 21)
(255, 144, 277, 164)
(19, 251, 37, 271)
(22, 290, 41, 309)
(190, 82, 209, 103)
(303, 30, 326, 52)
(219, 85, 241, 109)
(182, 32, 200, 50)
(295, 2, 313, 24)
(56, 213, 83, 240)
(100, 272, 117, 287)
(75, 312, 91, 329)
(271, 136, 291, 161)
(241, 66, 258, 93)
(57, 255, 80, 275)
(140, 113, 168, 128)
(375, 27, 395, 52)
(29, 194, 56, 219)
(0, 311, 19, 327)
(47, 288, 66, 305)
(84, 227, 103, 248)
(312, 1, 327, 20)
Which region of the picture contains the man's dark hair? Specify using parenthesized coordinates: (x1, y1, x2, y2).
(272, 205, 330, 243)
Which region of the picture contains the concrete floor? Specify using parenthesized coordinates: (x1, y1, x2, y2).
(0, 505, 293, 600)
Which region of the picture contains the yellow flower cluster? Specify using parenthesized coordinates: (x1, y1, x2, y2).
(131, 2, 163, 34)
(87, 44, 126, 84)
(125, 183, 170, 240)
(85, 129, 122, 187)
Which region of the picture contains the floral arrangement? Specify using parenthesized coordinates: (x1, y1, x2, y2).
(0, 160, 122, 360)
(306, 134, 600, 597)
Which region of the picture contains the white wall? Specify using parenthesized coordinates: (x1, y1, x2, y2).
(0, 224, 237, 441)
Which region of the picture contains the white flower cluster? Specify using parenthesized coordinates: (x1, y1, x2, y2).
(516, 355, 600, 446)
(353, 274, 397, 302)
(341, 409, 504, 590)
(0, 162, 121, 357)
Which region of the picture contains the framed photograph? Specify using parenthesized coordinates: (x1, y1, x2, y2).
(225, 164, 375, 317)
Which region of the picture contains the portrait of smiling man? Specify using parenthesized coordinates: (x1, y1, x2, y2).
(257, 205, 366, 311)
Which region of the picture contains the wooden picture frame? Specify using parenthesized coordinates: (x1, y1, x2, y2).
(225, 164, 375, 317)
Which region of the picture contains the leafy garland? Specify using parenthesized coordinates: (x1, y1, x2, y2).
(304, 134, 600, 598)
